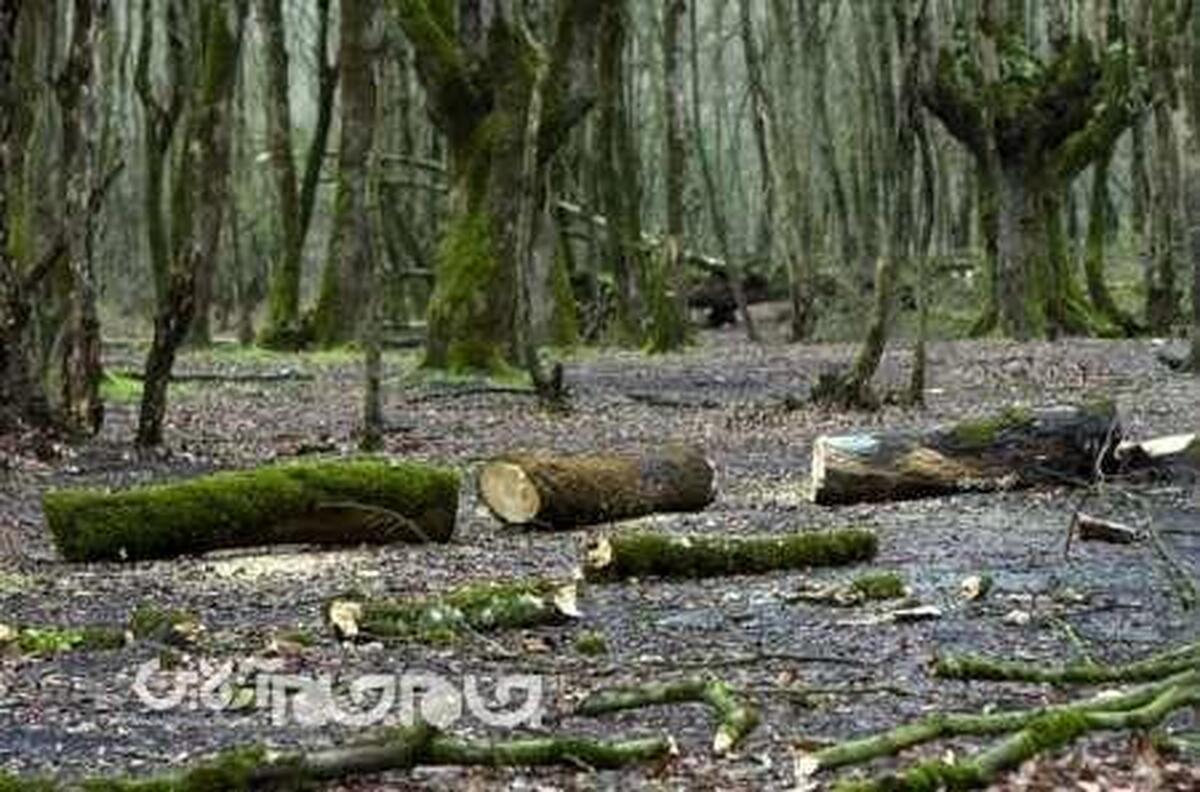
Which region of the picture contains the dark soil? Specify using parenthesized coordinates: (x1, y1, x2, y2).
(2, 330, 1199, 790)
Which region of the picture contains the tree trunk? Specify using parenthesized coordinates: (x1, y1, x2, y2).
(137, 1, 245, 446)
(54, 0, 106, 435)
(394, 1, 603, 373)
(479, 444, 715, 528)
(646, 0, 689, 354)
(811, 402, 1120, 506)
(1085, 149, 1141, 335)
(311, 0, 378, 348)
(45, 459, 460, 561)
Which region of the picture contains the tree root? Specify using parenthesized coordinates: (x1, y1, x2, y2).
(0, 722, 671, 790)
(577, 677, 758, 754)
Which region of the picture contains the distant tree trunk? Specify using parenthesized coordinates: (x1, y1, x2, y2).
(923, 0, 1143, 340)
(690, 0, 755, 341)
(1145, 1, 1184, 334)
(311, 0, 378, 348)
(646, 0, 689, 353)
(1085, 147, 1141, 335)
(392, 1, 603, 372)
(1186, 5, 1200, 371)
(738, 0, 776, 318)
(54, 0, 107, 435)
(258, 0, 336, 349)
(596, 1, 644, 345)
(138, 1, 245, 446)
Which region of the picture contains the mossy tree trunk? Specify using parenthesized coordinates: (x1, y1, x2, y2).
(137, 1, 246, 446)
(646, 0, 690, 354)
(1187, 5, 1200, 370)
(923, 9, 1147, 339)
(392, 1, 604, 373)
(1085, 146, 1141, 335)
(311, 0, 379, 348)
(0, 1, 37, 433)
(596, 0, 645, 346)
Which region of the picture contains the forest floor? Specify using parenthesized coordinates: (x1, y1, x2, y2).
(2, 322, 1200, 790)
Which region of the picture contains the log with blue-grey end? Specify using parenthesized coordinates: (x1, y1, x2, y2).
(478, 444, 716, 528)
(810, 402, 1121, 506)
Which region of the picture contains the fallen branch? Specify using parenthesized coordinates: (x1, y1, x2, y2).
(829, 680, 1200, 791)
(4, 722, 671, 789)
(1072, 512, 1143, 544)
(577, 677, 757, 754)
(326, 580, 580, 643)
(584, 529, 878, 582)
(113, 368, 315, 384)
(480, 445, 715, 528)
(44, 459, 460, 561)
(934, 641, 1200, 684)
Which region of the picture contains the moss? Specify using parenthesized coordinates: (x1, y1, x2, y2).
(44, 458, 461, 562)
(79, 747, 278, 792)
(947, 406, 1035, 448)
(851, 572, 906, 601)
(0, 774, 57, 792)
(345, 579, 574, 643)
(424, 211, 513, 373)
(100, 372, 142, 404)
(548, 242, 579, 349)
(573, 630, 608, 656)
(587, 529, 878, 581)
(128, 605, 202, 645)
(8, 625, 125, 656)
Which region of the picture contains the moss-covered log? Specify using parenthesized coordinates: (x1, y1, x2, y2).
(479, 444, 715, 528)
(577, 677, 757, 754)
(811, 403, 1119, 506)
(1, 722, 670, 790)
(326, 579, 579, 643)
(45, 459, 460, 562)
(584, 529, 878, 581)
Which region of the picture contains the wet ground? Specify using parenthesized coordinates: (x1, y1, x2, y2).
(2, 329, 1199, 789)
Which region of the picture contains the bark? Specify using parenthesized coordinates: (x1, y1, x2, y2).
(935, 642, 1200, 685)
(811, 402, 1121, 506)
(584, 529, 879, 581)
(578, 677, 758, 755)
(137, 1, 246, 446)
(1186, 5, 1200, 369)
(1085, 148, 1142, 335)
(327, 580, 578, 642)
(44, 459, 460, 562)
(479, 444, 715, 528)
(311, 0, 379, 347)
(54, 0, 107, 435)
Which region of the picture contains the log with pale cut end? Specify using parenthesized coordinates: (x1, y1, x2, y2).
(1117, 432, 1200, 473)
(810, 403, 1120, 506)
(45, 458, 460, 562)
(479, 444, 715, 528)
(583, 529, 878, 581)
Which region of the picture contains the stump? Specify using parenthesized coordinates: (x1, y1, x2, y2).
(45, 458, 460, 562)
(810, 403, 1119, 506)
(479, 444, 715, 528)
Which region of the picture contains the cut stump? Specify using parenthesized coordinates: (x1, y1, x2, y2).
(479, 444, 715, 528)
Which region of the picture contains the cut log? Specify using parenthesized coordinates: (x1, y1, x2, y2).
(583, 529, 878, 581)
(479, 444, 715, 528)
(45, 459, 460, 562)
(1116, 432, 1200, 472)
(1073, 513, 1142, 544)
(810, 403, 1120, 506)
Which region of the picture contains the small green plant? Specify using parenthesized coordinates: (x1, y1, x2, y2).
(574, 630, 609, 656)
(12, 625, 125, 655)
(100, 372, 142, 404)
(851, 571, 906, 601)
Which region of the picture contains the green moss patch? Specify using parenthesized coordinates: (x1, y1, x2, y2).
(44, 458, 461, 562)
(851, 572, 907, 601)
(0, 624, 125, 656)
(573, 630, 608, 656)
(947, 406, 1035, 448)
